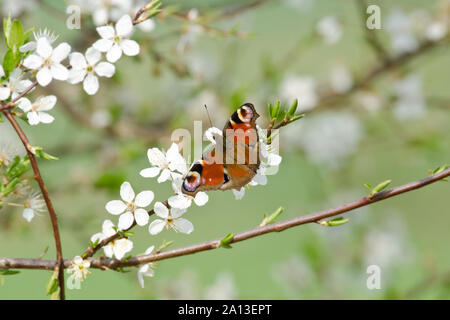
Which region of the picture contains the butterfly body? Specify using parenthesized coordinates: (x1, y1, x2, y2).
(182, 103, 260, 197)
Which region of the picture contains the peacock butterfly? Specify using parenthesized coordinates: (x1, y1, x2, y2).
(182, 103, 261, 196)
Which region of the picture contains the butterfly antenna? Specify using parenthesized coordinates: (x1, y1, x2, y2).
(204, 104, 214, 128)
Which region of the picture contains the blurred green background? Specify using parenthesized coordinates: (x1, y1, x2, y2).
(0, 0, 449, 299)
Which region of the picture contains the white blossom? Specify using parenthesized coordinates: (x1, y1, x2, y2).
(105, 181, 154, 230)
(18, 95, 57, 126)
(22, 37, 70, 87)
(148, 202, 194, 235)
(137, 245, 156, 288)
(386, 9, 419, 54)
(67, 256, 91, 281)
(0, 68, 33, 101)
(140, 143, 188, 183)
(329, 65, 353, 94)
(68, 47, 115, 95)
(288, 112, 363, 168)
(2, 0, 37, 17)
(204, 272, 237, 300)
(93, 14, 140, 63)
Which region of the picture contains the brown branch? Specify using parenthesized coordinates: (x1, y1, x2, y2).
(0, 81, 38, 112)
(1, 168, 449, 271)
(1, 109, 66, 300)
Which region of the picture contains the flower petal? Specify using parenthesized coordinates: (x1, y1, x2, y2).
(37, 95, 57, 111)
(38, 112, 55, 124)
(85, 47, 101, 66)
(148, 219, 166, 235)
(134, 208, 149, 226)
(103, 244, 113, 258)
(23, 208, 35, 222)
(194, 192, 208, 206)
(96, 25, 115, 39)
(93, 38, 113, 52)
(105, 200, 127, 215)
(94, 62, 115, 78)
(232, 188, 245, 200)
(118, 212, 134, 230)
(135, 191, 154, 207)
(120, 181, 135, 203)
(172, 218, 194, 234)
(140, 167, 161, 178)
(153, 202, 169, 218)
(147, 148, 166, 167)
(23, 54, 43, 70)
(69, 52, 87, 69)
(168, 194, 192, 209)
(83, 74, 99, 95)
(116, 15, 133, 37)
(106, 43, 122, 63)
(145, 245, 155, 255)
(120, 39, 139, 56)
(157, 168, 171, 183)
(170, 207, 187, 219)
(27, 111, 40, 125)
(36, 67, 52, 86)
(0, 87, 11, 100)
(68, 68, 87, 84)
(51, 63, 69, 81)
(36, 37, 53, 59)
(52, 42, 71, 63)
(17, 98, 32, 112)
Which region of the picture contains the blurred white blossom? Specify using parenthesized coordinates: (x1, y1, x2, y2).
(393, 75, 426, 120)
(316, 16, 342, 44)
(280, 75, 318, 111)
(290, 112, 363, 168)
(22, 192, 46, 222)
(329, 65, 353, 94)
(2, 0, 37, 17)
(386, 9, 419, 54)
(204, 272, 237, 300)
(105, 181, 154, 230)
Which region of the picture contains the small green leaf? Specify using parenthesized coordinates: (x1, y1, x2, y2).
(364, 183, 372, 190)
(287, 99, 298, 117)
(270, 101, 281, 119)
(3, 49, 21, 76)
(319, 217, 349, 227)
(219, 232, 234, 249)
(0, 269, 20, 276)
(46, 271, 59, 296)
(289, 114, 305, 123)
(31, 147, 59, 161)
(368, 179, 392, 198)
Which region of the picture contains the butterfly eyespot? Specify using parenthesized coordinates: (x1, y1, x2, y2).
(238, 105, 254, 122)
(223, 172, 230, 184)
(183, 172, 201, 192)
